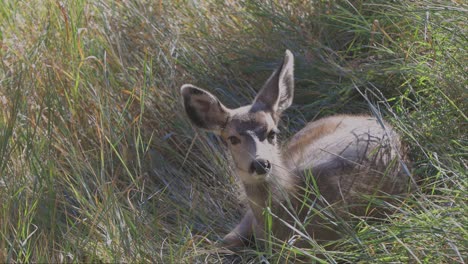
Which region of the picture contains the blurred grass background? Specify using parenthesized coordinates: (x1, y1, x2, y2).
(0, 0, 466, 263)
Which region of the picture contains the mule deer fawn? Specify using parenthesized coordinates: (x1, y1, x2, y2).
(180, 50, 411, 249)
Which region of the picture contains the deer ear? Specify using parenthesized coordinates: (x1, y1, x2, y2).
(180, 84, 231, 132)
(252, 50, 294, 116)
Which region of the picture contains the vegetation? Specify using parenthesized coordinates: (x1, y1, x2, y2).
(0, 0, 466, 262)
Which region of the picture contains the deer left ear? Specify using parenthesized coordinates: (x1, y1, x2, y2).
(252, 50, 294, 117)
(180, 84, 231, 133)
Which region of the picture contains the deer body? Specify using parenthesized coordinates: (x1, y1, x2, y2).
(180, 50, 410, 249)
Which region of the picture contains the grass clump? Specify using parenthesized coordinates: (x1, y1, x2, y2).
(0, 0, 466, 263)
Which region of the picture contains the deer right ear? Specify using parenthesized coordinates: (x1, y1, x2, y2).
(252, 50, 294, 118)
(180, 84, 231, 132)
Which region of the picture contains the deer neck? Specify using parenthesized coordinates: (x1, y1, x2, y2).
(239, 159, 298, 222)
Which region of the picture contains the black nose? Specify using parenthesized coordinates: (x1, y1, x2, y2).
(250, 159, 271, 175)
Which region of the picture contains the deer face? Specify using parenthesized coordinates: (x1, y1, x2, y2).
(219, 109, 280, 182)
(181, 50, 294, 184)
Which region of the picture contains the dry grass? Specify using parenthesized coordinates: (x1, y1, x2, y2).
(0, 0, 466, 262)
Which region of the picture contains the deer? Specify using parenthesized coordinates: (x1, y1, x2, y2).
(180, 50, 411, 251)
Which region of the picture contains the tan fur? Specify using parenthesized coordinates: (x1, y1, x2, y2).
(221, 114, 410, 248)
(180, 50, 411, 251)
(285, 115, 344, 157)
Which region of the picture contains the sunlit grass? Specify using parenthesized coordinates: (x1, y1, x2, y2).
(0, 0, 466, 262)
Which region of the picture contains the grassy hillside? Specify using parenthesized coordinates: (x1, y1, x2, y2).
(0, 0, 466, 263)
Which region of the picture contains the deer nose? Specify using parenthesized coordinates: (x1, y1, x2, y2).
(250, 159, 271, 175)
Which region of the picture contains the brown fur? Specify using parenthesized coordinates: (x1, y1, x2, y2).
(180, 50, 411, 252)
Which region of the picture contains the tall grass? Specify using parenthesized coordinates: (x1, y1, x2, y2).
(0, 0, 466, 262)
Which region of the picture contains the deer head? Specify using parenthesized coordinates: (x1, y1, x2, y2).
(181, 50, 294, 185)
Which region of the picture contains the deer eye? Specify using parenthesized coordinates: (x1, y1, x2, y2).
(267, 130, 277, 143)
(228, 136, 241, 145)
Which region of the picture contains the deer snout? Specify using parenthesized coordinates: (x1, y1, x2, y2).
(250, 159, 271, 175)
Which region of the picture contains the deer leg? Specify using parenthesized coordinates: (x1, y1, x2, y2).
(221, 208, 257, 249)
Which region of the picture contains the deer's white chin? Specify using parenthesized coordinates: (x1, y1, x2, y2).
(252, 172, 270, 181)
(237, 169, 270, 185)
